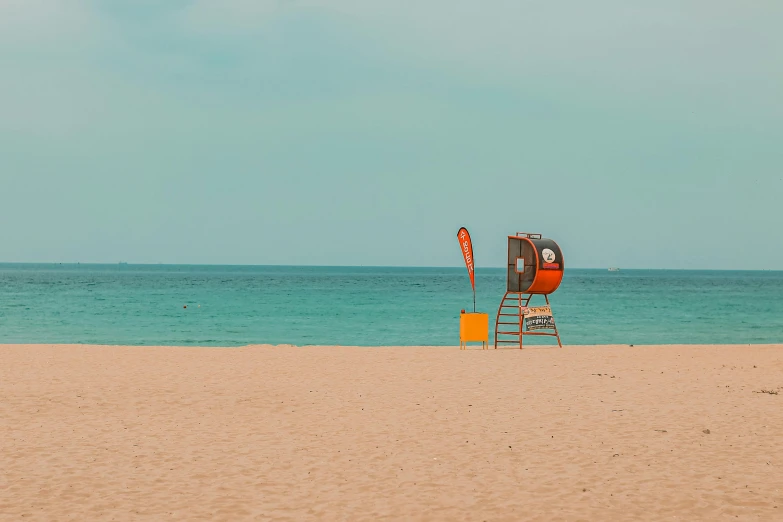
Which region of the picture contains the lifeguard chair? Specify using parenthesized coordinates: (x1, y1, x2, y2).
(495, 233, 564, 348)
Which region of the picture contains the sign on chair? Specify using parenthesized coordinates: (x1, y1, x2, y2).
(521, 306, 556, 331)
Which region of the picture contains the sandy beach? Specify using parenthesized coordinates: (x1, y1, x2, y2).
(1, 343, 781, 521)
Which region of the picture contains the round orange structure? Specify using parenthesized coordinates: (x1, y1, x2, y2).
(495, 233, 564, 349)
(507, 233, 564, 294)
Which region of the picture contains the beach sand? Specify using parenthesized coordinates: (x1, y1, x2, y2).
(2, 343, 782, 521)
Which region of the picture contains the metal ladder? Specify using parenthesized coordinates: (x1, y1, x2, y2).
(494, 292, 531, 349)
(494, 292, 563, 349)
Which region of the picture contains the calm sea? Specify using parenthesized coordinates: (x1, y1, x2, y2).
(1, 264, 781, 346)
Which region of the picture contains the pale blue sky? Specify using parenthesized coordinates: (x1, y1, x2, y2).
(1, 1, 781, 269)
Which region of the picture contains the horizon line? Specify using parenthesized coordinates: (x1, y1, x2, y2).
(0, 262, 780, 272)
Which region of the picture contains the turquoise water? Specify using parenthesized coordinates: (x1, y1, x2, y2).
(1, 264, 782, 346)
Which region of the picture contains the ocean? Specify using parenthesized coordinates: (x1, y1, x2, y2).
(1, 264, 781, 346)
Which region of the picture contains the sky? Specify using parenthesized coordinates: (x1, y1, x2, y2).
(1, 0, 781, 269)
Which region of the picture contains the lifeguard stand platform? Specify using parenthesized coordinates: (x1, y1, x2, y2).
(495, 233, 564, 348)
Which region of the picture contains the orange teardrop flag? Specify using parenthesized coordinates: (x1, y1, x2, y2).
(457, 227, 476, 312)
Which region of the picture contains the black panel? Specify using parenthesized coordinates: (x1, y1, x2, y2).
(530, 239, 563, 271)
(506, 238, 537, 292)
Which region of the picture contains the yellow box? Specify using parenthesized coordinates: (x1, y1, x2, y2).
(459, 312, 489, 350)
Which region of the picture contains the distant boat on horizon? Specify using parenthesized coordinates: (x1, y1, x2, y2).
(608, 267, 620, 272)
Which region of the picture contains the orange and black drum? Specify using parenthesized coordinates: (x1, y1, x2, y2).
(507, 233, 564, 294)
